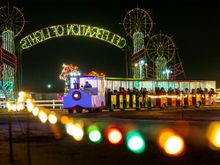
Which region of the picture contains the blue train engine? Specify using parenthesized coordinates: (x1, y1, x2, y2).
(63, 75, 106, 113)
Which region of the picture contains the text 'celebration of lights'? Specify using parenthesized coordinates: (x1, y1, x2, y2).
(20, 24, 126, 49)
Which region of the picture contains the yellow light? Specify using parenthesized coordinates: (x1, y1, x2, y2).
(26, 98, 33, 105)
(65, 123, 84, 141)
(11, 104, 17, 111)
(18, 91, 26, 98)
(27, 103, 34, 112)
(16, 103, 25, 111)
(158, 129, 185, 156)
(60, 115, 70, 124)
(32, 107, 39, 116)
(18, 97, 25, 103)
(207, 122, 220, 150)
(48, 112, 57, 124)
(38, 111, 47, 123)
(6, 102, 12, 111)
(164, 136, 184, 156)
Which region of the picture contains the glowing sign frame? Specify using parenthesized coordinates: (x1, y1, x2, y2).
(20, 24, 126, 49)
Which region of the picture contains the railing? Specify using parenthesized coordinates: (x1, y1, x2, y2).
(33, 100, 63, 109)
(0, 100, 64, 109)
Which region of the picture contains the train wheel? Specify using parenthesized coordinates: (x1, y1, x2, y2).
(88, 109, 93, 113)
(96, 108, 102, 112)
(136, 107, 141, 111)
(68, 109, 73, 114)
(76, 109, 83, 113)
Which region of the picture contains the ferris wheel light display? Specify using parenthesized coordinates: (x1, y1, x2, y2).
(0, 5, 25, 100)
(147, 33, 176, 64)
(0, 6, 25, 37)
(123, 8, 153, 38)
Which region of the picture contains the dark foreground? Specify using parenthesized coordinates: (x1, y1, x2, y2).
(1, 109, 220, 165)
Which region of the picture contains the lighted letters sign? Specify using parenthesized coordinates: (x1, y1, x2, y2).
(20, 24, 126, 49)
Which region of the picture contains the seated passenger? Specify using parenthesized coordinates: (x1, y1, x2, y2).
(84, 81, 92, 88)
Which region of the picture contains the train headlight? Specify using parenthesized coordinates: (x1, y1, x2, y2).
(72, 91, 81, 100)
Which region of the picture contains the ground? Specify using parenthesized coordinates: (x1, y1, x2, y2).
(1, 108, 220, 165)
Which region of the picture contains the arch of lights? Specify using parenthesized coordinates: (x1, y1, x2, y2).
(20, 24, 126, 50)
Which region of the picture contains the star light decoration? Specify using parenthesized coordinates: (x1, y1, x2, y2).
(59, 64, 80, 81)
(59, 64, 80, 94)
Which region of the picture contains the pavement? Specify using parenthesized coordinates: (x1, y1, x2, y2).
(1, 106, 220, 165)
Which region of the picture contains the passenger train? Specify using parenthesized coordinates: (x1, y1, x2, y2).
(63, 75, 217, 113)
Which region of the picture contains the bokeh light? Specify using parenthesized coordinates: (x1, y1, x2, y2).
(164, 135, 184, 156)
(60, 115, 70, 124)
(87, 125, 102, 144)
(106, 127, 123, 144)
(32, 107, 39, 116)
(207, 122, 220, 150)
(48, 112, 58, 124)
(38, 111, 48, 123)
(18, 91, 26, 98)
(65, 122, 84, 141)
(158, 129, 185, 156)
(126, 131, 146, 154)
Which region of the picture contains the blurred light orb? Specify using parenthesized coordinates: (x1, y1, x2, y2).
(106, 128, 123, 144)
(87, 125, 102, 143)
(38, 111, 47, 123)
(18, 97, 25, 103)
(48, 112, 57, 124)
(16, 103, 24, 111)
(164, 135, 184, 156)
(126, 131, 145, 154)
(65, 123, 84, 141)
(207, 122, 220, 149)
(18, 91, 26, 98)
(60, 115, 69, 124)
(89, 130, 102, 143)
(32, 107, 39, 116)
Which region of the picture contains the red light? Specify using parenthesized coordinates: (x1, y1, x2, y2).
(106, 127, 123, 144)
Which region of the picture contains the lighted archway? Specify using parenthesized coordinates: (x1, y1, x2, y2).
(20, 24, 126, 50)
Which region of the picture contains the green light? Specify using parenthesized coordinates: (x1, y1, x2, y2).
(47, 84, 52, 88)
(87, 125, 102, 144)
(126, 131, 146, 154)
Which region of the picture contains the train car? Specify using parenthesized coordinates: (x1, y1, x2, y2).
(63, 75, 217, 112)
(63, 75, 105, 113)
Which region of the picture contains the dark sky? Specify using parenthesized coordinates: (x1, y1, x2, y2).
(1, 0, 220, 92)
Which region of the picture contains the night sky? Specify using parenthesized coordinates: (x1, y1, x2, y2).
(1, 0, 220, 92)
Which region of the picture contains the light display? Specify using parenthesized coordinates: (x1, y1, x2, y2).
(1, 30, 16, 100)
(59, 64, 80, 94)
(86, 70, 105, 77)
(133, 32, 144, 54)
(0, 6, 24, 100)
(155, 56, 167, 80)
(20, 24, 126, 49)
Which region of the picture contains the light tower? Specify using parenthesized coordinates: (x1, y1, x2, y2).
(123, 8, 153, 79)
(147, 33, 176, 80)
(1, 30, 15, 98)
(0, 6, 25, 100)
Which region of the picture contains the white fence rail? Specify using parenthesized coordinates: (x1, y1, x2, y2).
(0, 100, 64, 109)
(33, 100, 63, 109)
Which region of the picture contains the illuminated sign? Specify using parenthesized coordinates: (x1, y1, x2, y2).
(20, 24, 126, 49)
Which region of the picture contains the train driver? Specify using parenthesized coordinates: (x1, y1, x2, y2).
(84, 81, 92, 88)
